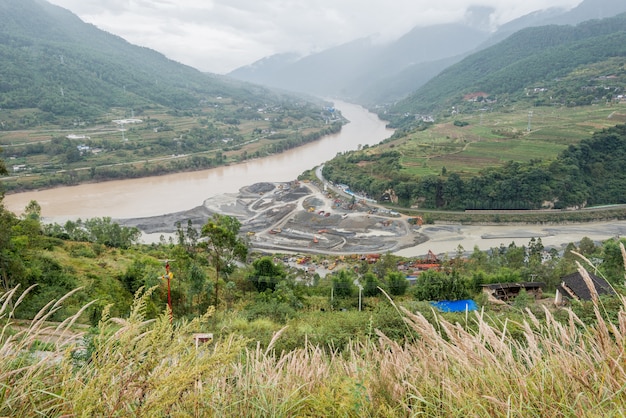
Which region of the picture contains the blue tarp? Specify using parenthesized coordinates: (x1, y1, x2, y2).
(431, 299, 478, 313)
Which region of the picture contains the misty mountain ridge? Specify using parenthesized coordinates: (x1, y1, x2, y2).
(229, 0, 626, 105)
(229, 21, 492, 103)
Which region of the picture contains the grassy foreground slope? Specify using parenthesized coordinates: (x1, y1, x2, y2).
(2, 263, 626, 416)
(2, 170, 626, 415)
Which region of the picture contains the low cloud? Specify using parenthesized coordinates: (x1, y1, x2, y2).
(47, 0, 582, 74)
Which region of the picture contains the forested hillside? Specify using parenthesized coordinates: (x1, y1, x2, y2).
(388, 13, 626, 124)
(0, 0, 307, 125)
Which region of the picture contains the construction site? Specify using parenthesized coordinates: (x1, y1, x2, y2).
(122, 179, 429, 258)
(220, 180, 427, 255)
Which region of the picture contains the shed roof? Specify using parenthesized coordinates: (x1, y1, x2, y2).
(560, 271, 615, 301)
(482, 282, 545, 290)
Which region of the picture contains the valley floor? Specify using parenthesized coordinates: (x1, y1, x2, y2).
(121, 179, 626, 258)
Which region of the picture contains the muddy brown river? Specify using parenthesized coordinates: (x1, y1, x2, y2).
(4, 101, 393, 220)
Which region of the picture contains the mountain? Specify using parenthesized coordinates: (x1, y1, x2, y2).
(387, 13, 626, 123)
(339, 23, 490, 103)
(229, 52, 302, 87)
(549, 0, 626, 24)
(0, 0, 291, 123)
(228, 0, 626, 106)
(230, 37, 384, 99)
(229, 22, 492, 103)
(481, 0, 626, 47)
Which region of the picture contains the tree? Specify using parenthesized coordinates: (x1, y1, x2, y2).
(371, 252, 398, 279)
(527, 237, 544, 259)
(201, 214, 248, 307)
(578, 236, 596, 256)
(0, 208, 23, 294)
(248, 256, 286, 292)
(468, 245, 489, 271)
(599, 238, 626, 284)
(386, 271, 409, 296)
(0, 149, 7, 200)
(0, 199, 47, 295)
(83, 217, 140, 249)
(504, 243, 526, 269)
(362, 272, 381, 297)
(175, 220, 199, 257)
(332, 269, 356, 299)
(413, 270, 469, 301)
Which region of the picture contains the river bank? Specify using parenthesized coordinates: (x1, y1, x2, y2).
(394, 221, 626, 257)
(116, 178, 626, 258)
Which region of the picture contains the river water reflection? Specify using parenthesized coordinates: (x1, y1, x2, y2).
(4, 101, 394, 220)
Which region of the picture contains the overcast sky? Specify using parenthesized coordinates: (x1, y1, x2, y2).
(46, 0, 583, 74)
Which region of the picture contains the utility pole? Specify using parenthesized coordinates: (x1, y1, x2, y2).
(162, 261, 174, 323)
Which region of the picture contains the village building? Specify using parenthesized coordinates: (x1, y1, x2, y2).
(482, 282, 544, 302)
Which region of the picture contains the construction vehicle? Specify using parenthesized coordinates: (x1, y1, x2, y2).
(410, 250, 440, 271)
(408, 216, 424, 226)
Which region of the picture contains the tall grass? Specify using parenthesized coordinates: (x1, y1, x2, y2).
(0, 285, 91, 416)
(2, 258, 626, 416)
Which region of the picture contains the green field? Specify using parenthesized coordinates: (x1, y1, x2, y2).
(388, 103, 626, 178)
(0, 102, 338, 191)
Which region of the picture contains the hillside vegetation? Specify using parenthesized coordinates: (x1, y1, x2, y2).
(0, 0, 292, 121)
(387, 13, 626, 124)
(324, 110, 626, 210)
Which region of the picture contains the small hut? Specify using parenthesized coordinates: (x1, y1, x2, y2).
(482, 282, 544, 302)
